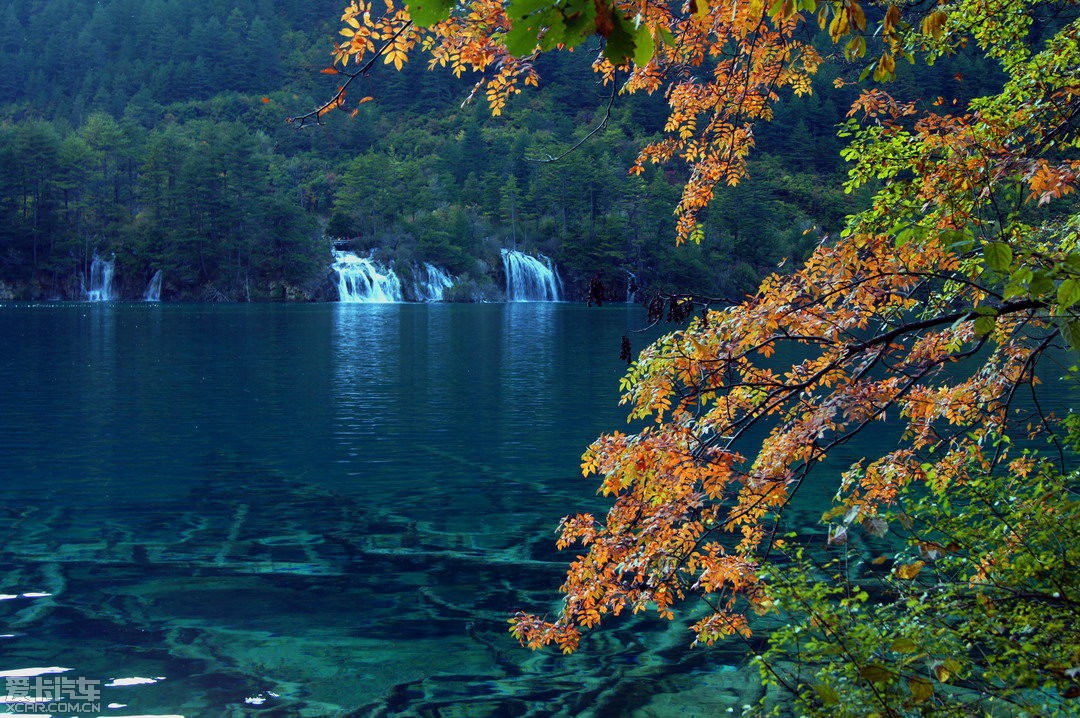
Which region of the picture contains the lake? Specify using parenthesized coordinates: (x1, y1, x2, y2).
(0, 303, 1073, 716)
(0, 303, 762, 717)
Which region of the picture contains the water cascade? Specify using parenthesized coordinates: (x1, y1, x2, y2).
(144, 270, 164, 302)
(333, 251, 403, 303)
(626, 271, 638, 303)
(413, 263, 455, 302)
(500, 249, 561, 302)
(85, 255, 116, 301)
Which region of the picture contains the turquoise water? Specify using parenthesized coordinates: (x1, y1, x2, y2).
(0, 303, 1074, 717)
(0, 303, 764, 717)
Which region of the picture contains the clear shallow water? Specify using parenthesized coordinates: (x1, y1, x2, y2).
(0, 303, 1074, 717)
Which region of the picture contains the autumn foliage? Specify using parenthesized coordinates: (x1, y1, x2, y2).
(508, 0, 1076, 654)
(305, 0, 832, 241)
(317, 0, 1080, 691)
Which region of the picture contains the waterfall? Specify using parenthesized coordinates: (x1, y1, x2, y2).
(85, 254, 116, 301)
(413, 263, 454, 302)
(332, 251, 403, 303)
(501, 249, 561, 302)
(144, 270, 164, 302)
(626, 271, 638, 304)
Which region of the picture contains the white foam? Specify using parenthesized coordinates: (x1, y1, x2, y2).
(104, 677, 165, 687)
(0, 666, 71, 678)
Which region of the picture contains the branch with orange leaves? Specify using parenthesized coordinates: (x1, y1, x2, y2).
(286, 20, 414, 128)
(509, 212, 1073, 653)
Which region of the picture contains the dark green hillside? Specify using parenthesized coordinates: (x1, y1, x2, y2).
(0, 0, 995, 301)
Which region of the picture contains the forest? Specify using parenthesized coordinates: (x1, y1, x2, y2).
(0, 0, 994, 301)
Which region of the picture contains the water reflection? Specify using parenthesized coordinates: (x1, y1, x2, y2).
(501, 302, 557, 385)
(332, 303, 404, 467)
(329, 303, 574, 530)
(499, 303, 557, 467)
(83, 304, 120, 501)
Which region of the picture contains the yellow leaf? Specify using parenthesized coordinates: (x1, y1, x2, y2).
(922, 11, 947, 40)
(883, 5, 899, 33)
(894, 560, 925, 580)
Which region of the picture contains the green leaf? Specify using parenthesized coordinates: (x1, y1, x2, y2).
(1003, 283, 1024, 300)
(559, 0, 595, 42)
(813, 682, 840, 705)
(943, 227, 974, 252)
(603, 15, 636, 65)
(896, 224, 929, 247)
(1061, 318, 1080, 351)
(984, 242, 1012, 272)
(1005, 266, 1033, 299)
(503, 0, 545, 56)
(1030, 271, 1055, 296)
(506, 0, 592, 55)
(633, 24, 654, 66)
(1057, 278, 1080, 310)
(407, 0, 454, 27)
